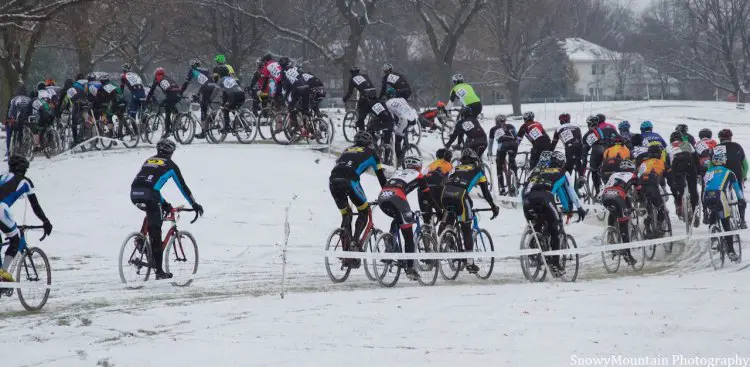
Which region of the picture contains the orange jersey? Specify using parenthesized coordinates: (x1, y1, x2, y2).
(638, 158, 666, 180)
(603, 145, 631, 161)
(423, 159, 453, 188)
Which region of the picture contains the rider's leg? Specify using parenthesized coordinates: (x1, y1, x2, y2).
(144, 201, 166, 273)
(496, 150, 507, 192)
(356, 97, 369, 131)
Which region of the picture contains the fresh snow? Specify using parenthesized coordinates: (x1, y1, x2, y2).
(1, 100, 749, 367)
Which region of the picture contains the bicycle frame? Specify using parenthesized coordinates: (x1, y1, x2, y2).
(0, 226, 45, 276)
(139, 207, 198, 250)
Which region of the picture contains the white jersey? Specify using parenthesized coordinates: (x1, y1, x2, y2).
(385, 98, 418, 122)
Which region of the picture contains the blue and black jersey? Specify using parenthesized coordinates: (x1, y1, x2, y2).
(182, 67, 216, 94)
(131, 156, 195, 204)
(330, 146, 386, 185)
(0, 172, 49, 223)
(641, 131, 666, 148)
(704, 165, 744, 200)
(446, 163, 488, 193)
(523, 168, 582, 213)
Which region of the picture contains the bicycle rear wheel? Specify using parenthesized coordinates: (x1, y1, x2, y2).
(601, 226, 621, 273)
(144, 114, 163, 144)
(440, 120, 455, 146)
(174, 113, 196, 145)
(406, 120, 422, 146)
(256, 109, 274, 140)
(375, 233, 402, 288)
(415, 232, 438, 286)
(314, 117, 334, 145)
(234, 109, 258, 144)
(121, 116, 140, 148)
(559, 234, 579, 282)
(206, 114, 227, 144)
(271, 115, 296, 145)
(629, 224, 646, 272)
(42, 128, 62, 159)
(118, 232, 152, 288)
(16, 247, 51, 311)
(342, 111, 357, 142)
(472, 228, 495, 280)
(164, 230, 199, 287)
(438, 229, 461, 281)
(519, 227, 546, 282)
(708, 225, 725, 270)
(97, 123, 114, 150)
(363, 230, 381, 282)
(324, 228, 353, 283)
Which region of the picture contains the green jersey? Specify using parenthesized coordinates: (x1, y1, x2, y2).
(450, 83, 480, 106)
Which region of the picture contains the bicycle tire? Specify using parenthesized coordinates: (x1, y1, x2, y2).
(314, 117, 334, 145)
(406, 120, 422, 146)
(121, 116, 141, 148)
(42, 128, 62, 159)
(255, 108, 274, 140)
(324, 228, 353, 283)
(16, 247, 51, 311)
(342, 111, 357, 142)
(519, 226, 546, 282)
(174, 113, 196, 145)
(441, 120, 455, 146)
(708, 225, 724, 270)
(472, 228, 495, 280)
(363, 230, 381, 282)
(118, 232, 152, 288)
(415, 232, 439, 286)
(97, 122, 114, 150)
(234, 109, 258, 144)
(206, 114, 228, 144)
(164, 230, 199, 287)
(271, 114, 297, 145)
(559, 234, 579, 282)
(438, 229, 461, 281)
(375, 233, 401, 288)
(629, 224, 646, 272)
(601, 226, 621, 273)
(403, 143, 421, 159)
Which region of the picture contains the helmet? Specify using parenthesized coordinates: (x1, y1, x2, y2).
(586, 115, 599, 128)
(37, 82, 46, 91)
(8, 155, 29, 175)
(122, 63, 131, 72)
(559, 113, 571, 124)
(676, 124, 688, 134)
(647, 144, 662, 159)
(436, 148, 452, 161)
(261, 53, 274, 62)
(189, 58, 201, 68)
(278, 57, 292, 70)
(154, 67, 165, 78)
(87, 72, 97, 81)
(385, 87, 397, 99)
(460, 148, 479, 163)
(618, 121, 630, 131)
(451, 74, 464, 84)
(45, 79, 56, 87)
(640, 120, 653, 133)
(156, 139, 177, 158)
(712, 151, 728, 166)
(699, 128, 712, 139)
(549, 151, 566, 168)
(100, 73, 110, 83)
(436, 101, 445, 108)
(522, 111, 534, 121)
(349, 66, 360, 75)
(215, 54, 226, 64)
(669, 131, 683, 143)
(255, 58, 263, 68)
(631, 133, 643, 146)
(403, 156, 422, 170)
(613, 134, 625, 144)
(353, 131, 374, 147)
(495, 115, 507, 124)
(383, 63, 393, 73)
(620, 160, 636, 172)
(537, 151, 553, 168)
(718, 128, 732, 142)
(596, 113, 606, 123)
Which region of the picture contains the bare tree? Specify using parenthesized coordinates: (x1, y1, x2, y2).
(604, 49, 636, 97)
(0, 0, 91, 29)
(0, 24, 45, 107)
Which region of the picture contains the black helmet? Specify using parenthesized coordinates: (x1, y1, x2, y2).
(8, 155, 29, 175)
(353, 131, 374, 147)
(522, 111, 534, 121)
(495, 115, 507, 125)
(647, 144, 662, 159)
(559, 113, 571, 124)
(156, 139, 177, 158)
(383, 63, 393, 73)
(669, 131, 683, 143)
(349, 66, 360, 75)
(278, 57, 292, 70)
(676, 124, 688, 134)
(261, 53, 274, 62)
(122, 63, 131, 72)
(596, 113, 606, 123)
(460, 148, 479, 163)
(436, 148, 452, 161)
(37, 82, 46, 91)
(631, 133, 643, 146)
(718, 128, 732, 142)
(549, 151, 566, 169)
(87, 72, 97, 81)
(586, 115, 599, 128)
(699, 128, 712, 140)
(189, 58, 201, 68)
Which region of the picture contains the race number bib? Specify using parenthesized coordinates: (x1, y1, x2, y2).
(222, 78, 238, 89)
(586, 133, 598, 146)
(713, 145, 727, 156)
(455, 88, 467, 98)
(695, 141, 709, 155)
(528, 126, 542, 140)
(560, 129, 574, 143)
(285, 68, 299, 82)
(67, 88, 77, 98)
(606, 172, 632, 188)
(269, 64, 281, 79)
(386, 74, 400, 84)
(372, 103, 386, 115)
(391, 169, 419, 183)
(302, 73, 314, 82)
(196, 73, 209, 85)
(667, 145, 682, 161)
(159, 79, 171, 90)
(32, 100, 42, 110)
(353, 75, 366, 85)
(125, 72, 142, 86)
(461, 120, 475, 131)
(103, 84, 117, 93)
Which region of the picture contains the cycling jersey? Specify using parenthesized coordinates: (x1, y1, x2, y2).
(370, 102, 395, 130)
(381, 168, 430, 199)
(385, 98, 417, 122)
(379, 72, 410, 99)
(517, 121, 551, 148)
(714, 142, 747, 182)
(638, 158, 666, 181)
(667, 141, 696, 165)
(641, 131, 666, 148)
(344, 74, 376, 101)
(121, 72, 145, 93)
(696, 138, 717, 168)
(446, 163, 487, 193)
(183, 67, 213, 89)
(131, 156, 196, 205)
(603, 171, 636, 191)
(603, 145, 631, 161)
(449, 83, 480, 106)
(330, 146, 386, 183)
(7, 95, 32, 121)
(423, 159, 453, 188)
(632, 146, 649, 167)
(489, 124, 518, 153)
(552, 124, 583, 149)
(704, 165, 744, 199)
(445, 117, 487, 149)
(0, 173, 36, 207)
(523, 167, 581, 212)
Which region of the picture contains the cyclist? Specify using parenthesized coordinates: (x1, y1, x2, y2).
(120, 63, 147, 119)
(600, 159, 638, 265)
(618, 121, 632, 141)
(379, 63, 411, 100)
(637, 145, 670, 239)
(61, 77, 89, 144)
(419, 148, 453, 225)
(582, 115, 619, 196)
(631, 133, 649, 167)
(377, 156, 442, 280)
(30, 92, 56, 147)
(443, 112, 487, 158)
(521, 151, 586, 277)
(300, 68, 326, 116)
(367, 100, 400, 164)
(441, 148, 499, 273)
(329, 131, 387, 265)
(384, 87, 418, 166)
(488, 115, 519, 195)
(668, 130, 699, 224)
(248, 58, 265, 115)
(342, 66, 377, 131)
(44, 79, 63, 109)
(217, 70, 246, 134)
(212, 54, 236, 80)
(715, 129, 747, 190)
(0, 156, 53, 284)
(675, 124, 696, 146)
(447, 74, 482, 124)
(145, 67, 182, 138)
(696, 128, 717, 171)
(551, 112, 584, 178)
(181, 58, 218, 139)
(278, 57, 311, 128)
(704, 151, 746, 260)
(5, 86, 32, 157)
(94, 74, 125, 131)
(600, 135, 631, 184)
(130, 139, 204, 280)
(640, 120, 666, 148)
(517, 111, 552, 169)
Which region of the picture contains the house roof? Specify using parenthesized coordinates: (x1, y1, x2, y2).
(561, 38, 619, 62)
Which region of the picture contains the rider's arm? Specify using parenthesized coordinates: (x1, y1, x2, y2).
(562, 172, 582, 211)
(378, 75, 387, 99)
(729, 172, 745, 201)
(479, 179, 496, 207)
(145, 79, 157, 101)
(343, 78, 355, 101)
(487, 126, 498, 153)
(168, 161, 197, 205)
(550, 129, 560, 150)
(27, 194, 50, 224)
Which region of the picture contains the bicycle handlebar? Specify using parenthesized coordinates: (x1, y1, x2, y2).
(18, 225, 47, 241)
(170, 207, 199, 224)
(472, 208, 494, 213)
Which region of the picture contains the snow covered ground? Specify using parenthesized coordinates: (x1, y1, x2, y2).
(2, 100, 750, 367)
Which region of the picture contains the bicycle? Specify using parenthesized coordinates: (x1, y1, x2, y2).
(0, 225, 51, 311)
(673, 172, 699, 234)
(342, 100, 376, 143)
(707, 193, 743, 270)
(271, 108, 333, 146)
(374, 211, 439, 287)
(324, 202, 380, 283)
(438, 208, 495, 281)
(205, 104, 258, 144)
(119, 207, 199, 288)
(519, 208, 580, 282)
(634, 185, 674, 260)
(439, 108, 463, 147)
(141, 98, 196, 145)
(370, 128, 421, 168)
(600, 187, 646, 273)
(450, 151, 494, 199)
(36, 119, 64, 159)
(8, 120, 36, 161)
(255, 95, 287, 141)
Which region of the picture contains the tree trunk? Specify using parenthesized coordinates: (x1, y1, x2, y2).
(507, 80, 522, 115)
(436, 61, 452, 102)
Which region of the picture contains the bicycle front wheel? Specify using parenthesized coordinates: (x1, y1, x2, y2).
(314, 116, 334, 145)
(438, 229, 461, 281)
(415, 232, 439, 286)
(121, 116, 141, 148)
(375, 233, 401, 288)
(601, 226, 621, 274)
(234, 109, 258, 144)
(174, 113, 196, 145)
(118, 232, 152, 288)
(324, 228, 353, 283)
(164, 230, 199, 287)
(559, 234, 579, 282)
(472, 228, 495, 280)
(708, 225, 724, 270)
(16, 247, 51, 311)
(519, 227, 546, 282)
(42, 128, 62, 159)
(206, 115, 228, 144)
(342, 111, 358, 142)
